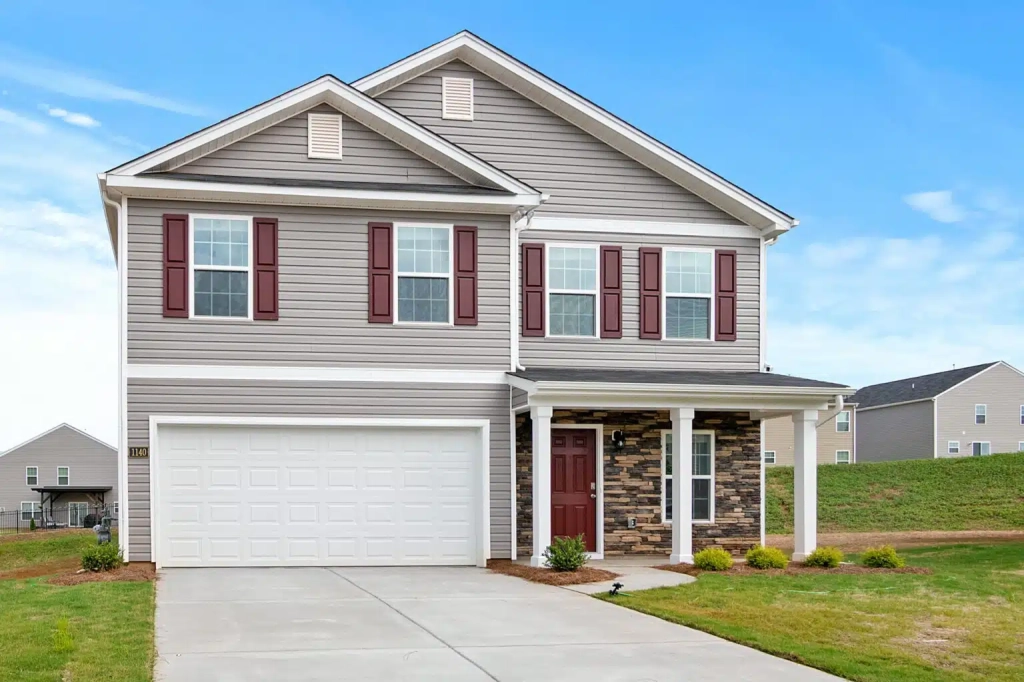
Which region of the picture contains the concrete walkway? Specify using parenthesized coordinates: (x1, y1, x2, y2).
(562, 555, 696, 594)
(155, 566, 841, 682)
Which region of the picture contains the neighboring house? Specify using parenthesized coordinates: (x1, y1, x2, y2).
(98, 31, 852, 568)
(763, 404, 856, 465)
(0, 424, 117, 526)
(851, 361, 1024, 462)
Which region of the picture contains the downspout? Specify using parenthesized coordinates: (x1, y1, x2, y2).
(511, 206, 538, 372)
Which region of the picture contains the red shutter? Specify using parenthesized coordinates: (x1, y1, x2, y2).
(715, 249, 738, 341)
(521, 242, 545, 337)
(162, 214, 189, 318)
(639, 247, 662, 339)
(600, 246, 622, 338)
(368, 222, 393, 323)
(253, 218, 279, 321)
(453, 225, 478, 326)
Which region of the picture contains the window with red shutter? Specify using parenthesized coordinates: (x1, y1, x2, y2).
(368, 222, 393, 323)
(521, 243, 545, 336)
(162, 214, 189, 318)
(253, 218, 279, 321)
(453, 226, 478, 325)
(638, 247, 662, 339)
(600, 246, 622, 338)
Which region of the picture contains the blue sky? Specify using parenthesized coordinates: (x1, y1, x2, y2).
(1, 1, 1022, 447)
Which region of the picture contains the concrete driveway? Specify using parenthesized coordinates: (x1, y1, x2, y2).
(155, 567, 839, 681)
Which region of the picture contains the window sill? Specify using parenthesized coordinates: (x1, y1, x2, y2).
(660, 337, 716, 343)
(394, 321, 455, 328)
(189, 316, 254, 323)
(661, 520, 715, 526)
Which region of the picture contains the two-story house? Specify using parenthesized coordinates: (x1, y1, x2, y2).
(98, 31, 852, 569)
(763, 404, 857, 466)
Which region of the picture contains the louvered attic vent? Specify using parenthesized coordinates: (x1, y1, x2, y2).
(442, 77, 474, 120)
(307, 112, 343, 159)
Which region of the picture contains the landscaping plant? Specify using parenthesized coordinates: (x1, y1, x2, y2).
(860, 545, 906, 569)
(804, 546, 844, 568)
(543, 534, 588, 572)
(81, 543, 123, 572)
(746, 545, 789, 569)
(693, 547, 733, 571)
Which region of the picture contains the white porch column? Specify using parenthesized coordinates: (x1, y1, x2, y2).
(669, 407, 695, 564)
(792, 409, 819, 561)
(530, 405, 553, 567)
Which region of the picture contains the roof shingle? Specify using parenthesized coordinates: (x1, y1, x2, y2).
(850, 362, 999, 409)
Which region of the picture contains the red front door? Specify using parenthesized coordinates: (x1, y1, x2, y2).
(551, 429, 597, 552)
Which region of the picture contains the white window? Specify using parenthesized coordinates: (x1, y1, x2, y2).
(948, 440, 960, 455)
(975, 404, 987, 425)
(25, 466, 38, 486)
(664, 249, 713, 340)
(57, 466, 69, 486)
(1018, 442, 1024, 452)
(764, 450, 776, 464)
(547, 245, 598, 337)
(191, 215, 252, 319)
(21, 501, 41, 521)
(836, 411, 851, 432)
(835, 450, 851, 464)
(113, 502, 119, 516)
(441, 77, 474, 120)
(662, 430, 715, 523)
(972, 441, 991, 456)
(396, 225, 452, 324)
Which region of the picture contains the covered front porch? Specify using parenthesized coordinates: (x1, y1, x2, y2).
(508, 368, 853, 566)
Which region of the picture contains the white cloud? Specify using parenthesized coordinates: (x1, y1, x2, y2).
(0, 107, 46, 134)
(903, 190, 967, 223)
(43, 105, 100, 128)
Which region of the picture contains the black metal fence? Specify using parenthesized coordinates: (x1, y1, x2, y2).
(0, 505, 118, 535)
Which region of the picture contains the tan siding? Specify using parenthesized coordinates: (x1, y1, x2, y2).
(763, 408, 855, 466)
(126, 380, 511, 562)
(176, 104, 468, 186)
(936, 363, 1024, 457)
(855, 401, 934, 462)
(518, 230, 760, 370)
(126, 199, 510, 368)
(377, 61, 743, 223)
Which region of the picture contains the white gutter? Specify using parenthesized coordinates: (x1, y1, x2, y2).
(510, 204, 541, 371)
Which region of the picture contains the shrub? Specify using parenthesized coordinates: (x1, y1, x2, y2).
(81, 542, 123, 572)
(29, 518, 36, 531)
(860, 545, 906, 569)
(693, 547, 733, 571)
(543, 534, 588, 572)
(746, 545, 789, 569)
(804, 546, 844, 568)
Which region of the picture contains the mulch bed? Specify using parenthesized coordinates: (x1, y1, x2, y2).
(656, 562, 932, 576)
(48, 562, 156, 586)
(488, 559, 619, 586)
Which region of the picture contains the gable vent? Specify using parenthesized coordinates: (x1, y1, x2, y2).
(442, 77, 474, 120)
(307, 112, 343, 159)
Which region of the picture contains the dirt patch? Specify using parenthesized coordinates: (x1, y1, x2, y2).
(487, 559, 619, 586)
(47, 562, 155, 586)
(768, 530, 1024, 554)
(0, 556, 81, 580)
(0, 529, 93, 545)
(896, 621, 969, 668)
(655, 562, 932, 577)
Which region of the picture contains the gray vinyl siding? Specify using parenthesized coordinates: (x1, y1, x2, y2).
(126, 199, 510, 368)
(935, 363, 1024, 457)
(176, 104, 468, 186)
(518, 230, 760, 370)
(763, 407, 855, 466)
(377, 61, 743, 223)
(125, 380, 512, 562)
(511, 388, 528, 410)
(0, 426, 117, 514)
(855, 401, 934, 463)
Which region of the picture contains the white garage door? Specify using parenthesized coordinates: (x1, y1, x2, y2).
(154, 424, 482, 567)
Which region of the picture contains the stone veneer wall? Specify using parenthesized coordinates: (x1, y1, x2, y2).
(515, 410, 761, 557)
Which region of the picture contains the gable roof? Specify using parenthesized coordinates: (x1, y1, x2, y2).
(0, 423, 115, 460)
(851, 362, 1004, 410)
(353, 31, 797, 237)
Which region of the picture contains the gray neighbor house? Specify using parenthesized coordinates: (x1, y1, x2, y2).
(852, 361, 1024, 462)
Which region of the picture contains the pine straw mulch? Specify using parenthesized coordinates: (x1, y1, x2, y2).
(487, 559, 620, 586)
(47, 562, 156, 586)
(656, 562, 932, 577)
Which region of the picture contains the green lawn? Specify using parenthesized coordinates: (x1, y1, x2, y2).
(603, 543, 1024, 682)
(0, 531, 98, 574)
(767, 452, 1024, 534)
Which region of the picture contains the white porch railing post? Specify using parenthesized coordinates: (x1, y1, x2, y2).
(792, 409, 819, 561)
(669, 407, 695, 564)
(530, 405, 553, 567)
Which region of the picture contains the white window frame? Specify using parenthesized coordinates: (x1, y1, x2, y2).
(662, 247, 715, 342)
(188, 214, 254, 321)
(975, 404, 987, 425)
(971, 441, 991, 456)
(57, 466, 70, 486)
(545, 242, 600, 338)
(25, 466, 37, 486)
(836, 410, 851, 432)
(660, 429, 715, 525)
(763, 450, 776, 464)
(948, 440, 960, 455)
(835, 449, 851, 464)
(113, 502, 119, 516)
(394, 222, 454, 326)
(1018, 442, 1024, 452)
(20, 501, 41, 521)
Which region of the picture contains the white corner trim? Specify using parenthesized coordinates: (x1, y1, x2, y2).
(525, 216, 761, 239)
(126, 364, 509, 384)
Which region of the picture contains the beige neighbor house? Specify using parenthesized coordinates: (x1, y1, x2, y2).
(851, 361, 1024, 462)
(97, 31, 853, 569)
(763, 404, 856, 466)
(0, 424, 117, 528)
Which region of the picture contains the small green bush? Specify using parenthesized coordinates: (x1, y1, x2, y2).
(746, 545, 789, 569)
(81, 542, 123, 572)
(860, 545, 906, 569)
(543, 534, 589, 572)
(29, 518, 36, 531)
(693, 547, 733, 571)
(804, 546, 844, 568)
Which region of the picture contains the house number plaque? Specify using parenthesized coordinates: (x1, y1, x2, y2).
(129, 447, 149, 458)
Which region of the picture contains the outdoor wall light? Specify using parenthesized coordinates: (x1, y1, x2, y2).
(611, 430, 626, 451)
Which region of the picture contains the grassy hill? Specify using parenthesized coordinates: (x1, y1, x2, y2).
(766, 452, 1024, 534)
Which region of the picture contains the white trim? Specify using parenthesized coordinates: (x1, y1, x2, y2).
(188, 214, 254, 321)
(306, 112, 343, 159)
(759, 235, 767, 370)
(119, 195, 129, 558)
(836, 410, 851, 433)
(545, 242, 600, 339)
(25, 466, 38, 486)
(661, 429, 716, 525)
(947, 440, 960, 455)
(662, 247, 715, 342)
(974, 403, 987, 425)
(0, 423, 114, 459)
(933, 397, 939, 458)
(20, 501, 42, 521)
(551, 424, 604, 560)
(57, 466, 70, 486)
(509, 397, 517, 562)
(394, 223, 454, 326)
(763, 449, 776, 464)
(525, 216, 761, 239)
(835, 450, 851, 464)
(126, 364, 508, 384)
(524, 380, 850, 399)
(1018, 441, 1024, 452)
(1020, 405, 1024, 426)
(441, 76, 474, 121)
(149, 415, 491, 568)
(759, 419, 766, 546)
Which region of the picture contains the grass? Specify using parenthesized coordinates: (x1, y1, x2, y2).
(0, 532, 155, 682)
(767, 452, 1024, 534)
(603, 543, 1024, 682)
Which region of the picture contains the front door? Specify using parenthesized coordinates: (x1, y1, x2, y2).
(551, 429, 597, 552)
